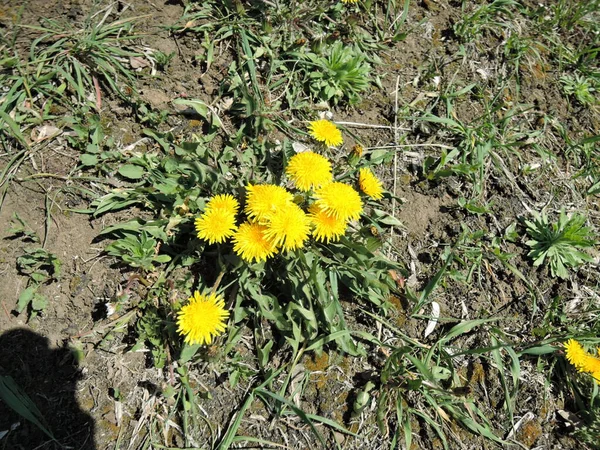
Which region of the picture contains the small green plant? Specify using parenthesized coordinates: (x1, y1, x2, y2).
(15, 247, 61, 318)
(524, 210, 597, 279)
(296, 41, 371, 105)
(9, 214, 60, 318)
(105, 231, 172, 271)
(560, 74, 597, 106)
(152, 50, 175, 70)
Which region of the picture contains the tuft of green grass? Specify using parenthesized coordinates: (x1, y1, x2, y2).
(524, 210, 597, 279)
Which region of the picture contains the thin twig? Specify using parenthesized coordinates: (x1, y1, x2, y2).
(365, 143, 455, 150)
(334, 121, 410, 130)
(390, 75, 400, 252)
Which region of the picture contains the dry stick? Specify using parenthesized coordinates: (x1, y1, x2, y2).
(364, 143, 455, 150)
(93, 75, 102, 111)
(1, 300, 11, 319)
(334, 121, 409, 130)
(390, 75, 401, 253)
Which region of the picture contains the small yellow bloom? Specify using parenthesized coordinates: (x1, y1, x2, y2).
(177, 291, 229, 345)
(195, 208, 237, 244)
(286, 151, 333, 192)
(232, 222, 278, 263)
(314, 182, 363, 221)
(263, 203, 311, 252)
(358, 167, 384, 200)
(341, 0, 359, 3)
(245, 184, 294, 222)
(308, 119, 343, 147)
(309, 204, 347, 243)
(205, 194, 239, 214)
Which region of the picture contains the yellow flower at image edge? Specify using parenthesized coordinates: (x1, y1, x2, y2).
(309, 119, 343, 147)
(286, 151, 333, 191)
(359, 167, 384, 200)
(564, 339, 600, 383)
(314, 182, 363, 221)
(342, 0, 358, 3)
(233, 222, 278, 263)
(177, 291, 229, 345)
(309, 204, 347, 243)
(195, 208, 237, 244)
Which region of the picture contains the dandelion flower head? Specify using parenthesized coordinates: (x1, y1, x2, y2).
(309, 119, 343, 147)
(309, 204, 347, 243)
(314, 182, 363, 221)
(358, 167, 384, 200)
(233, 222, 278, 263)
(341, 0, 359, 3)
(177, 291, 229, 345)
(263, 203, 311, 252)
(245, 184, 294, 222)
(564, 339, 600, 383)
(205, 194, 239, 214)
(195, 208, 237, 244)
(286, 151, 333, 192)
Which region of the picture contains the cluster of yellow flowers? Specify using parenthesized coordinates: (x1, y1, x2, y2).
(178, 120, 384, 345)
(564, 339, 600, 383)
(194, 120, 384, 263)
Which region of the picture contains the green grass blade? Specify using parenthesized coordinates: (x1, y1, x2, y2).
(0, 375, 56, 440)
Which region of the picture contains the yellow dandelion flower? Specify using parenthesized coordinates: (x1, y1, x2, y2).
(245, 184, 294, 222)
(195, 208, 237, 244)
(358, 167, 384, 200)
(177, 291, 229, 345)
(263, 203, 311, 252)
(565, 339, 600, 384)
(314, 182, 363, 221)
(341, 0, 359, 3)
(206, 194, 239, 214)
(581, 352, 600, 375)
(309, 204, 347, 243)
(286, 151, 333, 192)
(309, 119, 343, 147)
(232, 222, 278, 263)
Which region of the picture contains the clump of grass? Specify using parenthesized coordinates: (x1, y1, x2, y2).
(524, 210, 597, 279)
(22, 8, 146, 106)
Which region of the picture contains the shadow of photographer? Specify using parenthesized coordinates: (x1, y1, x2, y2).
(0, 328, 96, 449)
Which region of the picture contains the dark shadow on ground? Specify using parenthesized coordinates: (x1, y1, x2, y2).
(0, 328, 96, 450)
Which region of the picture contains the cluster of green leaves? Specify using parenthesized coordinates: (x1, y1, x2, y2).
(9, 213, 61, 318)
(524, 210, 596, 279)
(292, 41, 372, 105)
(560, 73, 597, 106)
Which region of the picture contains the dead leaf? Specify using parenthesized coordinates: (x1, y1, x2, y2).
(130, 56, 151, 69)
